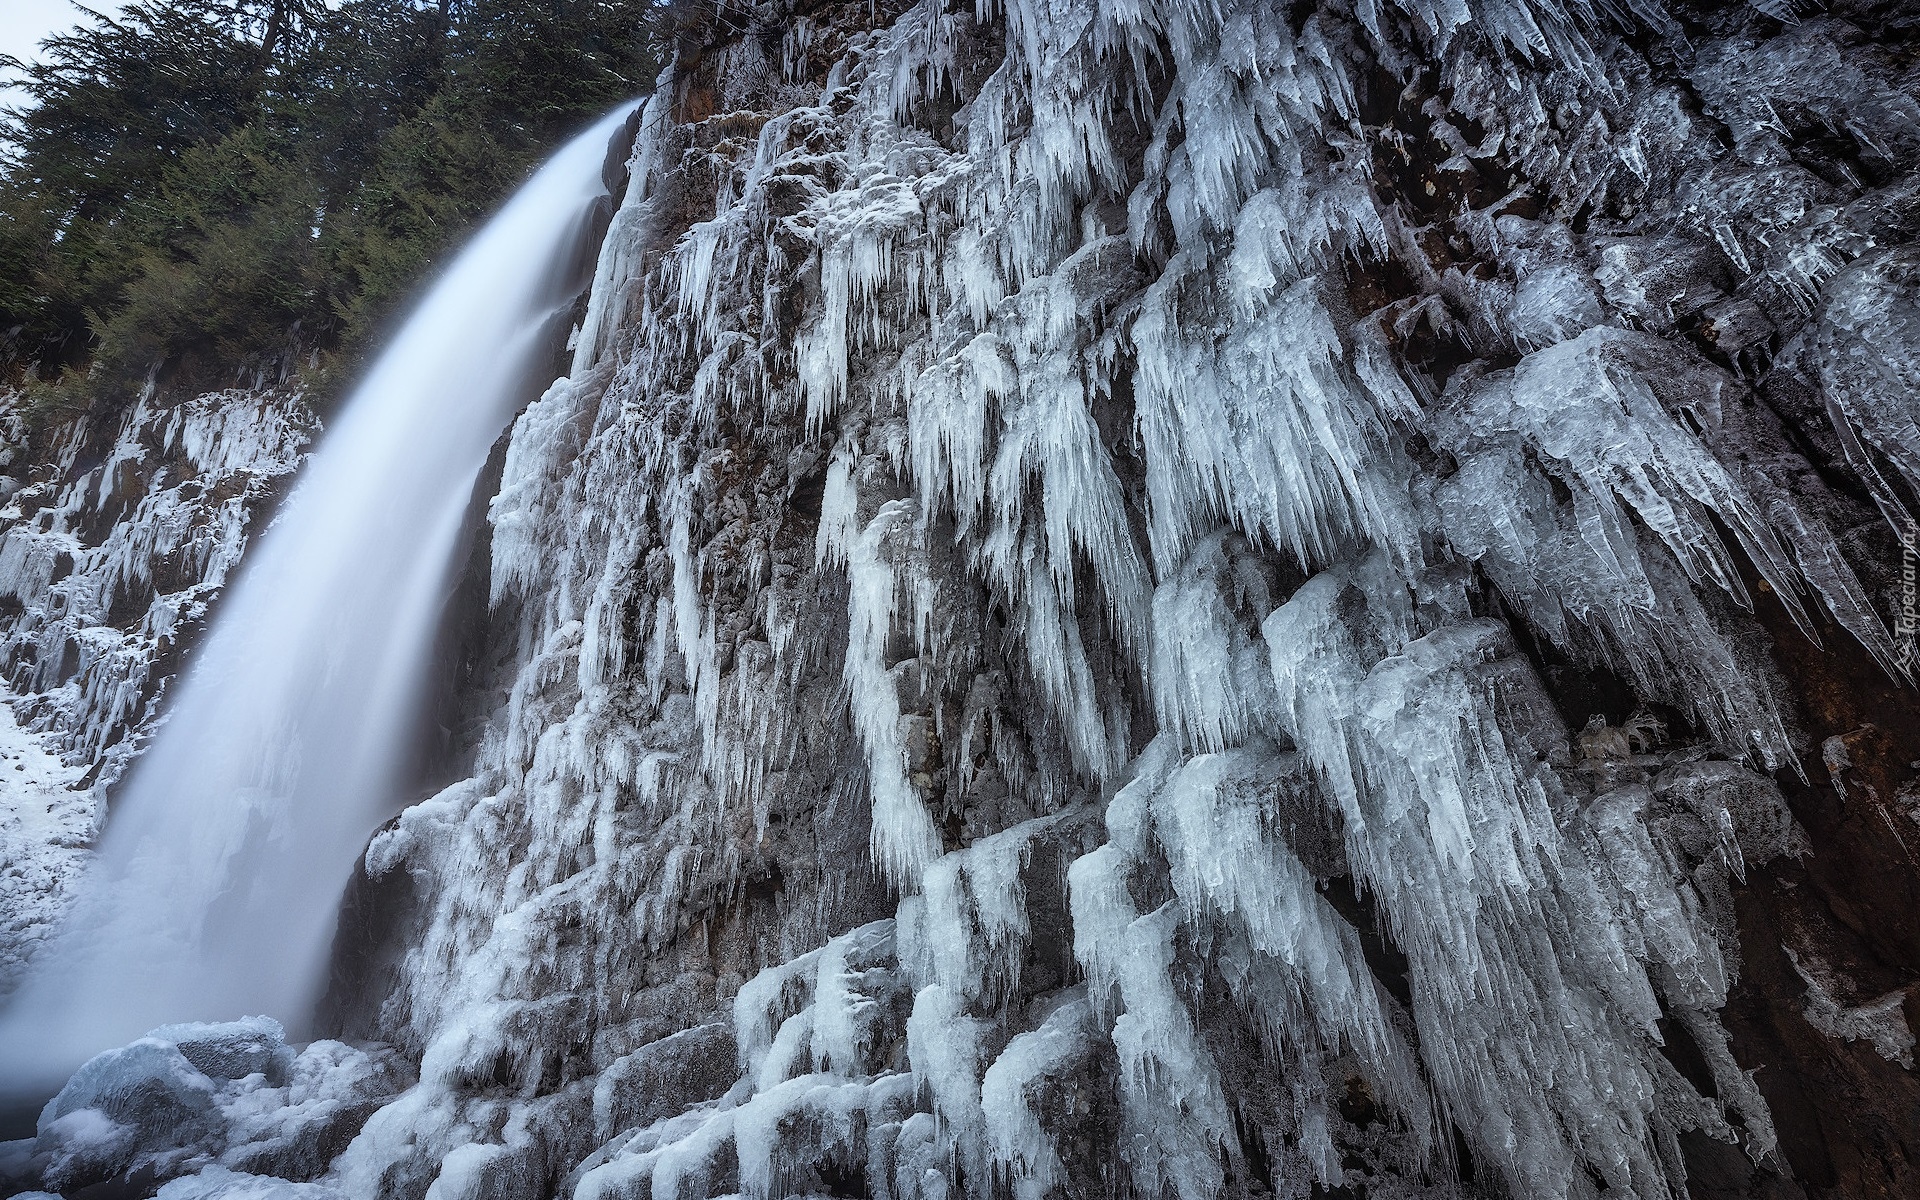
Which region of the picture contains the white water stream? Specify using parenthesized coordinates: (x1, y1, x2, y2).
(0, 104, 637, 1096)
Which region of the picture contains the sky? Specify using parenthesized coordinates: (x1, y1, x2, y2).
(2, 0, 126, 109)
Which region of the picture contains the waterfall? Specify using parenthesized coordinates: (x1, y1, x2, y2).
(0, 103, 638, 1098)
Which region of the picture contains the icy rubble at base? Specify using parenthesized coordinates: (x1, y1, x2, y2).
(0, 1018, 411, 1196)
(21, 0, 1920, 1196)
(152, 1166, 354, 1198)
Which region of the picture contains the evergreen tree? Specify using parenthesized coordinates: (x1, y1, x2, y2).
(0, 0, 663, 423)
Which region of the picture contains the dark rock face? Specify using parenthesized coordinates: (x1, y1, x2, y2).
(591, 1023, 740, 1140)
(1720, 617, 1920, 1200)
(10, 1, 1920, 1198)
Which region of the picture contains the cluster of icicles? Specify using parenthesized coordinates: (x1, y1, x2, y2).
(322, 0, 1920, 1198)
(0, 390, 311, 778)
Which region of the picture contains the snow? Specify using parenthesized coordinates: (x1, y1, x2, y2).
(0, 685, 93, 995)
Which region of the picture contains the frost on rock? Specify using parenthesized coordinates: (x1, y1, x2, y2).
(1786, 948, 1918, 1070)
(21, 0, 1920, 1197)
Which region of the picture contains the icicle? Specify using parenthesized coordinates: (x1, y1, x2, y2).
(1134, 265, 1418, 577)
(1812, 248, 1920, 535)
(1262, 557, 1733, 1200)
(842, 501, 944, 888)
(979, 997, 1092, 1200)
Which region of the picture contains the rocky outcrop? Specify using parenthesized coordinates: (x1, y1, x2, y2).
(9, 0, 1920, 1198)
(0, 388, 312, 774)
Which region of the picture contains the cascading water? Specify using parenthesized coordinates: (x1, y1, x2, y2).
(0, 103, 638, 1098)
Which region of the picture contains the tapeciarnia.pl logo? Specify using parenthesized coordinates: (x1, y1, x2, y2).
(1898, 517, 1918, 674)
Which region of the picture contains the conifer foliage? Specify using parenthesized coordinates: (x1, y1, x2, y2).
(0, 0, 663, 422)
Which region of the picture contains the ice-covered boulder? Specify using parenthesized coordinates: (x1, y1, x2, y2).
(218, 1037, 414, 1181)
(9, 1019, 412, 1195)
(36, 1036, 224, 1190)
(592, 1021, 739, 1143)
(148, 1016, 296, 1087)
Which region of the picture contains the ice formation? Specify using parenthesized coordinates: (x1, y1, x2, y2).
(0, 387, 312, 785)
(7, 0, 1920, 1197)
